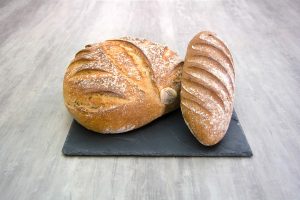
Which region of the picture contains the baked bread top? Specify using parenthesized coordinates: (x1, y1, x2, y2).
(181, 31, 235, 145)
(63, 37, 183, 133)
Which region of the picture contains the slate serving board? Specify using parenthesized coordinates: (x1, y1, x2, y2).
(62, 109, 252, 157)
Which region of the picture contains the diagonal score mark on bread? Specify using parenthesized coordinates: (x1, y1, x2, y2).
(116, 37, 183, 108)
(64, 45, 131, 114)
(185, 58, 234, 99)
(191, 31, 234, 71)
(189, 44, 235, 84)
(185, 66, 232, 101)
(102, 40, 158, 97)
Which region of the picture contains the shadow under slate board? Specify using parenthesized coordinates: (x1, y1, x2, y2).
(62, 109, 252, 157)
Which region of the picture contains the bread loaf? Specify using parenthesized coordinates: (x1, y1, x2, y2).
(181, 31, 235, 146)
(63, 37, 183, 133)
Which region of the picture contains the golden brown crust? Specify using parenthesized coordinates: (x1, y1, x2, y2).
(181, 31, 235, 146)
(63, 37, 183, 133)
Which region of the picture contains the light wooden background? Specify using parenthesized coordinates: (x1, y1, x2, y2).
(1, 0, 300, 199)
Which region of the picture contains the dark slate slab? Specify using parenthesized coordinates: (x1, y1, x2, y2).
(62, 109, 252, 157)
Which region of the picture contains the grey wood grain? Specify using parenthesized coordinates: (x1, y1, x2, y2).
(0, 0, 300, 199)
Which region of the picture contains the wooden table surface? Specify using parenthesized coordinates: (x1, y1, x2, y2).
(1, 0, 300, 199)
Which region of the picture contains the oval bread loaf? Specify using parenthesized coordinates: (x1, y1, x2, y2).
(181, 31, 235, 146)
(63, 37, 183, 133)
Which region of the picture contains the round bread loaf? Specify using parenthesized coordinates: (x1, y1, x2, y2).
(63, 37, 183, 133)
(181, 31, 235, 146)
